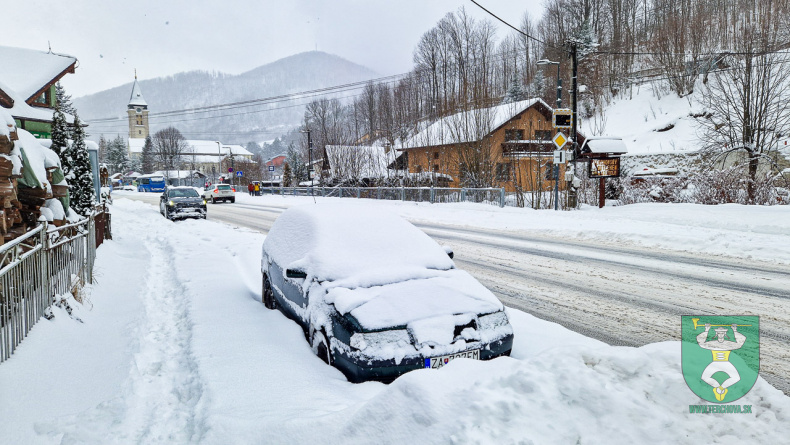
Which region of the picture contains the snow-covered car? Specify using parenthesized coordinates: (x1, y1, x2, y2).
(203, 183, 235, 203)
(160, 186, 207, 220)
(261, 204, 513, 383)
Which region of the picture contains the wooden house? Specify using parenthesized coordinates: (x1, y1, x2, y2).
(399, 99, 584, 192)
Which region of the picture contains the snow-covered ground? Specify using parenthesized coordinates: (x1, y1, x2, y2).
(221, 191, 790, 265)
(1, 197, 789, 444)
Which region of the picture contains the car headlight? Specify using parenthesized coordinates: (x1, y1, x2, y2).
(203, 200, 207, 205)
(350, 330, 412, 351)
(477, 311, 510, 331)
(168, 200, 175, 206)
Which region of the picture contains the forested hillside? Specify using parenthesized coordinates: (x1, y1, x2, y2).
(74, 51, 378, 143)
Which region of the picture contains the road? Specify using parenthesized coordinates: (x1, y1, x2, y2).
(120, 192, 790, 394)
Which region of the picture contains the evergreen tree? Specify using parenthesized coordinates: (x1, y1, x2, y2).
(68, 113, 96, 216)
(286, 143, 306, 183)
(282, 162, 293, 187)
(98, 135, 108, 164)
(51, 104, 73, 179)
(55, 82, 75, 115)
(141, 135, 155, 173)
(106, 135, 130, 174)
(505, 76, 526, 103)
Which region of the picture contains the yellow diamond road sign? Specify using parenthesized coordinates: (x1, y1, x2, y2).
(552, 132, 568, 149)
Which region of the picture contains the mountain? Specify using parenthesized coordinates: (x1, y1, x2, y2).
(74, 51, 378, 144)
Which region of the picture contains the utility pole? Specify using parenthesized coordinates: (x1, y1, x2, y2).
(302, 128, 314, 196)
(567, 42, 579, 209)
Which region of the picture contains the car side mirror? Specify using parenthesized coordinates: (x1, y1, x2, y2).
(286, 269, 307, 279)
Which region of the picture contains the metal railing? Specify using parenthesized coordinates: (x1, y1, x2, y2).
(260, 186, 509, 207)
(0, 206, 110, 363)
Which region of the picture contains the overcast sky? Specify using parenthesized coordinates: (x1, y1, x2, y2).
(6, 0, 544, 98)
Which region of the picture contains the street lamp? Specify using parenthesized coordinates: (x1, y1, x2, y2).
(537, 59, 561, 108)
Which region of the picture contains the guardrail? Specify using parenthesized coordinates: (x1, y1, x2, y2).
(259, 186, 509, 208)
(0, 205, 110, 363)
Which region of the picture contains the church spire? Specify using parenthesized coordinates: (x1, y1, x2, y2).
(128, 72, 147, 109)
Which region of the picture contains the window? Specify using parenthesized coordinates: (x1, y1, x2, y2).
(535, 130, 553, 141)
(136, 117, 143, 125)
(433, 151, 440, 159)
(32, 89, 52, 107)
(138, 130, 142, 135)
(504, 129, 524, 141)
(496, 163, 511, 181)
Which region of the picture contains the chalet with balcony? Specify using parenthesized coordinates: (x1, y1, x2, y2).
(399, 98, 584, 192)
(0, 46, 77, 138)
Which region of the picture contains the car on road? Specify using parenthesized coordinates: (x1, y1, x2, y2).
(261, 204, 513, 383)
(204, 183, 235, 203)
(160, 186, 207, 220)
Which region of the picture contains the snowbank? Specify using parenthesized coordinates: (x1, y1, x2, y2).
(1, 198, 787, 444)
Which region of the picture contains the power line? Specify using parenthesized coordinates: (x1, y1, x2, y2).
(469, 0, 549, 47)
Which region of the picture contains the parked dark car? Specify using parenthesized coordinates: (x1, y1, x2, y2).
(261, 204, 513, 383)
(159, 186, 207, 220)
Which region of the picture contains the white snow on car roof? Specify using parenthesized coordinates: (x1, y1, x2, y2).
(263, 203, 455, 285)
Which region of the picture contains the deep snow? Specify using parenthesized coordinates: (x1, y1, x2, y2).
(1, 197, 789, 444)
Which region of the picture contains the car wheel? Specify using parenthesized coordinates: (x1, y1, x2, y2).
(230, 197, 235, 203)
(311, 329, 332, 366)
(211, 197, 216, 204)
(262, 274, 276, 309)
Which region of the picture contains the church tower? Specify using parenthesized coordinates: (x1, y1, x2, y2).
(127, 71, 149, 139)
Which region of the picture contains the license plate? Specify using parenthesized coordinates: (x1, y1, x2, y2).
(425, 350, 480, 369)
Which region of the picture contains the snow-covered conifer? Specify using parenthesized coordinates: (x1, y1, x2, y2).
(51, 104, 73, 179)
(68, 113, 96, 216)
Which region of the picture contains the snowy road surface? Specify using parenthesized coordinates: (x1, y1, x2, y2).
(1, 197, 789, 444)
(122, 191, 790, 395)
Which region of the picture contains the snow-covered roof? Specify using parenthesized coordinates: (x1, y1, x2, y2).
(581, 137, 628, 155)
(127, 78, 147, 108)
(402, 98, 551, 149)
(154, 170, 205, 179)
(325, 145, 397, 180)
(0, 78, 74, 124)
(128, 138, 253, 157)
(0, 45, 77, 101)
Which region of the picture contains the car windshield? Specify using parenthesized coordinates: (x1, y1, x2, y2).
(170, 189, 199, 198)
(217, 185, 232, 190)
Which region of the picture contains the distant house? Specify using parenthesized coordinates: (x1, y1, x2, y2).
(324, 145, 402, 185)
(0, 45, 78, 138)
(399, 99, 585, 191)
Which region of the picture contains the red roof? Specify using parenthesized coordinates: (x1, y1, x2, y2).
(266, 156, 286, 167)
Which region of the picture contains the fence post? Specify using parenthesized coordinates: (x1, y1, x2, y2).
(500, 188, 505, 208)
(401, 187, 405, 202)
(376, 187, 380, 200)
(357, 187, 361, 199)
(321, 187, 325, 197)
(430, 187, 435, 204)
(461, 188, 466, 203)
(40, 222, 50, 304)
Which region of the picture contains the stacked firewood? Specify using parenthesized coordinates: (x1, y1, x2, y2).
(0, 129, 69, 245)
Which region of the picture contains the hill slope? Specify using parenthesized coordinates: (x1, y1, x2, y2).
(74, 51, 378, 143)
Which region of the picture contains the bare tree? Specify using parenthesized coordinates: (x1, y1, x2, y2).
(152, 127, 189, 180)
(696, 0, 790, 203)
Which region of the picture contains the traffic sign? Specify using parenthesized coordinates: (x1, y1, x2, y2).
(228, 167, 234, 173)
(552, 109, 573, 129)
(236, 170, 243, 177)
(268, 165, 275, 172)
(552, 132, 568, 150)
(553, 150, 567, 164)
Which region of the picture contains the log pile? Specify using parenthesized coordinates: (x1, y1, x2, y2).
(0, 131, 67, 245)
